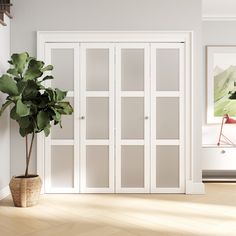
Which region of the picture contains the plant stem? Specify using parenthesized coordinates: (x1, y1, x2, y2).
(25, 135, 28, 171)
(24, 132, 35, 177)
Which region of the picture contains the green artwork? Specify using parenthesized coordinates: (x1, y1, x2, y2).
(214, 63, 236, 117)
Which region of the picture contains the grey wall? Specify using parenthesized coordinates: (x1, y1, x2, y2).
(202, 21, 236, 146)
(0, 16, 10, 192)
(203, 21, 236, 44)
(10, 0, 203, 182)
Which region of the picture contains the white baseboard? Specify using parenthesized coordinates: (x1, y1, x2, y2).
(186, 180, 205, 194)
(0, 186, 10, 200)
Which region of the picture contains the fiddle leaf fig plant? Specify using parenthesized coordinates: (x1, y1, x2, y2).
(0, 52, 73, 177)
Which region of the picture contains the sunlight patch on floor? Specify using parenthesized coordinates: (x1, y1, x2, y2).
(1, 183, 236, 236)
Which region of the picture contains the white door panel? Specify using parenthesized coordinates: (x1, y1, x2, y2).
(80, 43, 115, 193)
(44, 43, 80, 193)
(115, 43, 150, 193)
(151, 43, 185, 193)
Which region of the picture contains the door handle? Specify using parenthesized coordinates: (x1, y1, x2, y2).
(80, 116, 85, 120)
(145, 116, 149, 120)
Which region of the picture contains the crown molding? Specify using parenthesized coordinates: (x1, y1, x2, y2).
(203, 15, 236, 21)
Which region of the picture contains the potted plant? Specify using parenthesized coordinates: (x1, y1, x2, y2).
(0, 52, 73, 207)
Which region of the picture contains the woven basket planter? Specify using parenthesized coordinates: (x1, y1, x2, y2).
(9, 175, 42, 207)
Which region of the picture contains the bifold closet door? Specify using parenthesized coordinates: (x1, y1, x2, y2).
(116, 43, 150, 193)
(44, 43, 79, 193)
(151, 43, 185, 193)
(80, 43, 115, 193)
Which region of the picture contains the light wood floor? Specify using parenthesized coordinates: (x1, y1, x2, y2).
(1, 183, 236, 236)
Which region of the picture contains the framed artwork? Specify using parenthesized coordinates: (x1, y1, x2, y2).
(207, 46, 236, 123)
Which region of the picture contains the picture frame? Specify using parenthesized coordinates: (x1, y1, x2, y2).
(207, 45, 236, 123)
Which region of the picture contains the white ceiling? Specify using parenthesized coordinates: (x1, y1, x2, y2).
(203, 0, 236, 20)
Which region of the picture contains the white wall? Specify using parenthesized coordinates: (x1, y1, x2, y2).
(203, 0, 236, 18)
(0, 15, 11, 198)
(202, 21, 236, 146)
(10, 0, 203, 183)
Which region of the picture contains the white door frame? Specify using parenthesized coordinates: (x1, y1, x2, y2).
(37, 31, 194, 194)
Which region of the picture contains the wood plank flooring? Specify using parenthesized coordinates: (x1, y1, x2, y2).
(1, 183, 236, 236)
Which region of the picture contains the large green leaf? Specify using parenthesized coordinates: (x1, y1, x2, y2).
(37, 93, 50, 108)
(55, 88, 67, 101)
(0, 74, 18, 96)
(37, 111, 50, 130)
(17, 81, 27, 94)
(56, 102, 73, 115)
(10, 106, 19, 120)
(16, 99, 30, 117)
(7, 68, 19, 77)
(10, 52, 29, 74)
(19, 127, 27, 137)
(51, 107, 61, 122)
(41, 65, 53, 72)
(22, 80, 39, 100)
(45, 88, 56, 101)
(17, 116, 31, 129)
(8, 95, 21, 102)
(43, 124, 51, 137)
(24, 59, 44, 81)
(19, 125, 34, 137)
(39, 75, 54, 83)
(26, 102, 38, 115)
(0, 100, 13, 116)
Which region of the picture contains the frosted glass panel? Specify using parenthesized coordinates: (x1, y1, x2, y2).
(51, 98, 74, 139)
(86, 98, 109, 139)
(156, 49, 179, 91)
(86, 49, 109, 91)
(121, 49, 144, 91)
(121, 98, 144, 139)
(156, 98, 179, 139)
(86, 146, 109, 188)
(51, 146, 74, 188)
(121, 146, 144, 188)
(156, 146, 179, 188)
(51, 49, 74, 91)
